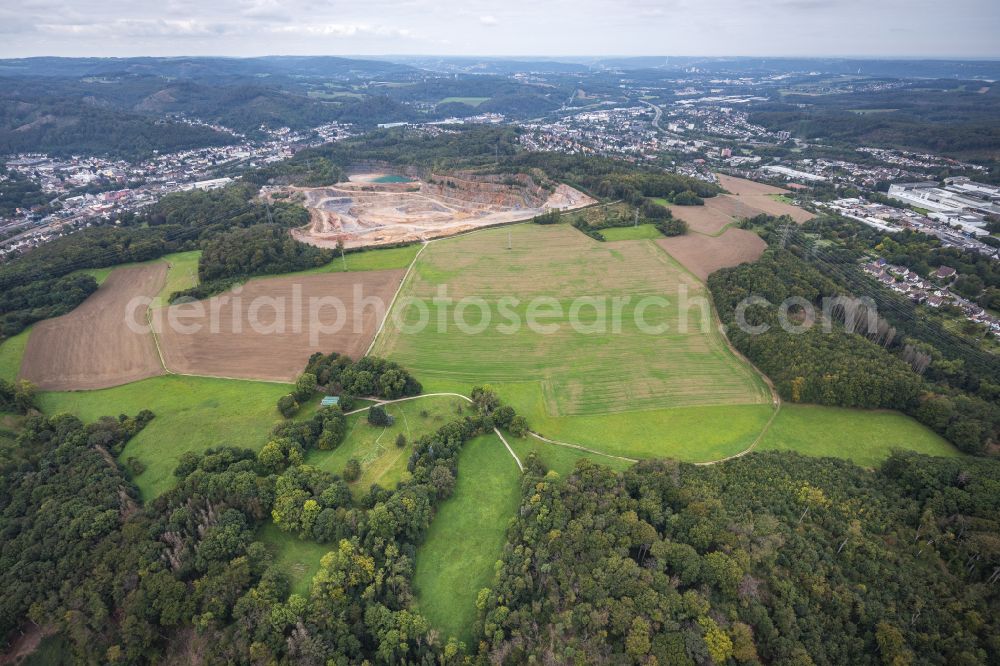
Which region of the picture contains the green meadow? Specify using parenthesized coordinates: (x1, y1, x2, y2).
(373, 225, 770, 418)
(0, 327, 31, 382)
(759, 404, 959, 467)
(37, 374, 295, 498)
(257, 522, 334, 597)
(438, 97, 489, 107)
(307, 394, 469, 495)
(157, 250, 201, 301)
(505, 431, 633, 476)
(420, 377, 774, 462)
(600, 224, 664, 241)
(412, 433, 521, 644)
(73, 249, 200, 293)
(279, 243, 421, 278)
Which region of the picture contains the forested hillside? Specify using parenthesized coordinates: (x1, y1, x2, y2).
(0, 90, 236, 160)
(3, 404, 997, 664)
(750, 82, 1000, 159)
(481, 452, 1000, 664)
(249, 125, 720, 205)
(709, 247, 1000, 454)
(0, 386, 528, 663)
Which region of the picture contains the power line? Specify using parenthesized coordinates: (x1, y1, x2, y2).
(783, 227, 999, 369)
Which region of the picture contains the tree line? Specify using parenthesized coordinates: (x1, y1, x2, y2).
(0, 272, 97, 340)
(0, 183, 314, 328)
(276, 352, 422, 419)
(2, 365, 998, 663)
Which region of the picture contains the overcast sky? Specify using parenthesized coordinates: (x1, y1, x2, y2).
(1, 0, 998, 59)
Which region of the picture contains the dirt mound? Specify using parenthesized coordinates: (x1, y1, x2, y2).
(20, 264, 167, 390)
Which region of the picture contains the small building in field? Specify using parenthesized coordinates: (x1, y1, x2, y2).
(320, 396, 340, 407)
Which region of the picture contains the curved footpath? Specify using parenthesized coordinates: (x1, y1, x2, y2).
(345, 390, 777, 469)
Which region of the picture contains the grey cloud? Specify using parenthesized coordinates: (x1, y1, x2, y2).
(0, 0, 997, 57)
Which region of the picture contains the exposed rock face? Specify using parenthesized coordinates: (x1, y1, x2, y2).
(421, 172, 549, 209)
(267, 168, 594, 249)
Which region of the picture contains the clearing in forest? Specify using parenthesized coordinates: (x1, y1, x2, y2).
(759, 404, 959, 467)
(308, 395, 470, 495)
(412, 432, 522, 643)
(36, 373, 295, 498)
(20, 264, 167, 390)
(373, 224, 770, 420)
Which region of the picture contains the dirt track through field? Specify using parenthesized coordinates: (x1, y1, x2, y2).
(154, 270, 405, 382)
(20, 264, 167, 390)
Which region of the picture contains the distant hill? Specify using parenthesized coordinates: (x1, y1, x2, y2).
(0, 92, 236, 160)
(0, 55, 419, 81)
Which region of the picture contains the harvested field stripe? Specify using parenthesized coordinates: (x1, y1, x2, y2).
(147, 307, 169, 373)
(364, 241, 429, 356)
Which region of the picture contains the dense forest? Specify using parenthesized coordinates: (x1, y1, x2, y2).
(481, 451, 1000, 664)
(248, 126, 720, 207)
(247, 126, 524, 186)
(0, 59, 575, 160)
(744, 214, 1000, 393)
(710, 250, 924, 408)
(0, 272, 97, 340)
(0, 381, 532, 664)
(0, 181, 319, 334)
(275, 353, 422, 418)
(0, 167, 51, 216)
(508, 151, 722, 202)
(197, 224, 331, 283)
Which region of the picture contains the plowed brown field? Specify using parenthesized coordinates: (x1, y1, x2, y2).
(153, 270, 405, 382)
(657, 229, 767, 282)
(20, 264, 167, 390)
(668, 174, 814, 234)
